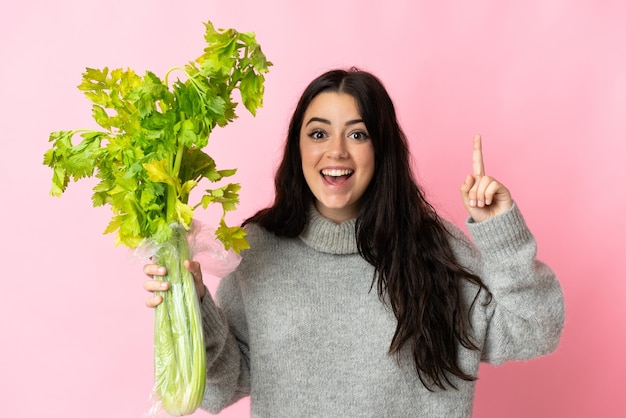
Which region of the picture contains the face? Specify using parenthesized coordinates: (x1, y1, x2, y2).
(299, 92, 375, 223)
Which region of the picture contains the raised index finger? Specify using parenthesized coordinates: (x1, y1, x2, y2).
(472, 134, 485, 176)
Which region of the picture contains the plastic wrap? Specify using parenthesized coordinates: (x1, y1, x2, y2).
(136, 220, 242, 417)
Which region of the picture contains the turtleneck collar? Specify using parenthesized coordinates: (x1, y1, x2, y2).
(299, 207, 358, 255)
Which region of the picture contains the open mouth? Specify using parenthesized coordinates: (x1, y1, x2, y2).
(321, 168, 354, 184)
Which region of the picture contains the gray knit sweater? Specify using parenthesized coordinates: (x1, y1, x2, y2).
(198, 203, 564, 417)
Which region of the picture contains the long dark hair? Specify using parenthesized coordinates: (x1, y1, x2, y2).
(244, 68, 491, 389)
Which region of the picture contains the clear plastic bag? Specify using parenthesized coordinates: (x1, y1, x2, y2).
(135, 220, 242, 417)
(134, 219, 242, 280)
(186, 219, 243, 279)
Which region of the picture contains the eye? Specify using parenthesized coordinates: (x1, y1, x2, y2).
(308, 129, 327, 140)
(348, 131, 370, 141)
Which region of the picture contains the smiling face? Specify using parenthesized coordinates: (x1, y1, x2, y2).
(299, 92, 375, 223)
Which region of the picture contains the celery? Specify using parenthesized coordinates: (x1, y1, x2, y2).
(43, 21, 271, 416)
(153, 224, 205, 415)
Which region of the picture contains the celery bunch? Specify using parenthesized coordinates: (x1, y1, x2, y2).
(43, 21, 270, 416)
(152, 224, 205, 415)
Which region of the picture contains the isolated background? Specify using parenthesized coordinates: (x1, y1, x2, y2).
(1, 1, 624, 417)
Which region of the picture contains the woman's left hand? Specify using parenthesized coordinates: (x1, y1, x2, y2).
(460, 134, 513, 223)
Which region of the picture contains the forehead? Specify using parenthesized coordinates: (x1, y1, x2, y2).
(303, 92, 361, 119)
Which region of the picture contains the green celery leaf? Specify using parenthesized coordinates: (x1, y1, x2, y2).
(216, 220, 249, 254)
(92, 105, 112, 129)
(239, 71, 264, 116)
(217, 168, 237, 178)
(174, 200, 194, 228)
(178, 119, 197, 147)
(143, 160, 177, 187)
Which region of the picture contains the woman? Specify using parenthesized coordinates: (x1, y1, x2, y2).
(144, 69, 564, 417)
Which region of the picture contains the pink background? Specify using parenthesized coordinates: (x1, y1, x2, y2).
(1, 1, 624, 417)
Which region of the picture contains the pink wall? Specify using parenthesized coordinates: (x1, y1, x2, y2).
(1, 1, 624, 417)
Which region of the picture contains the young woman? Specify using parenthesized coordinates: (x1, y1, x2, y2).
(143, 69, 564, 417)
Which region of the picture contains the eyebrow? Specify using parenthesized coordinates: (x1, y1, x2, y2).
(304, 117, 365, 127)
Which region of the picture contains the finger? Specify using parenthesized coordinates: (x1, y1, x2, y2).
(146, 294, 163, 308)
(471, 176, 500, 207)
(467, 175, 491, 207)
(144, 264, 167, 277)
(483, 179, 502, 206)
(460, 174, 475, 195)
(472, 134, 485, 177)
(184, 259, 207, 300)
(144, 279, 169, 292)
(184, 259, 203, 281)
(460, 175, 475, 207)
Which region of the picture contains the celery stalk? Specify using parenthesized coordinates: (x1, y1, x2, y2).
(153, 223, 205, 415)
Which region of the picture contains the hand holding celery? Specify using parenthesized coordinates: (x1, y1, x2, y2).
(43, 21, 271, 416)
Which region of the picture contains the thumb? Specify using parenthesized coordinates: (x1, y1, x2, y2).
(184, 259, 206, 299)
(459, 174, 474, 208)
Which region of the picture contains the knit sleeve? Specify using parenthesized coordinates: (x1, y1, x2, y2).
(198, 273, 251, 413)
(452, 202, 565, 365)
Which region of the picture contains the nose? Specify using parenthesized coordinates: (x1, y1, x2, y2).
(326, 135, 349, 159)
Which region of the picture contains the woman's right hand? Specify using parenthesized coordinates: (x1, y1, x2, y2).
(143, 260, 206, 308)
